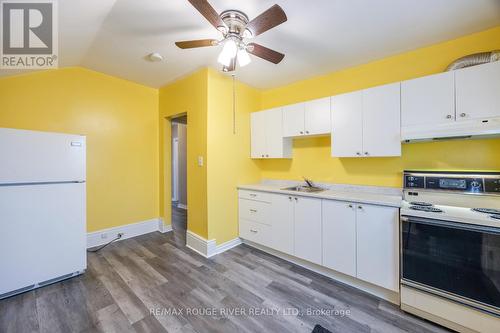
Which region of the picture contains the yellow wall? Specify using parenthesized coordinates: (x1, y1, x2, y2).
(206, 69, 261, 243)
(158, 69, 209, 238)
(258, 26, 500, 187)
(0, 67, 159, 232)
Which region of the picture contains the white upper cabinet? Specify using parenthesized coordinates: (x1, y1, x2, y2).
(283, 98, 331, 137)
(455, 61, 500, 121)
(401, 71, 455, 127)
(332, 83, 401, 157)
(250, 108, 291, 159)
(250, 111, 267, 159)
(283, 103, 305, 137)
(356, 204, 399, 292)
(304, 97, 331, 135)
(331, 91, 363, 157)
(322, 200, 356, 276)
(362, 83, 401, 157)
(294, 196, 322, 265)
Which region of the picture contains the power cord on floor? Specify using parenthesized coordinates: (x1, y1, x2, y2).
(87, 233, 124, 253)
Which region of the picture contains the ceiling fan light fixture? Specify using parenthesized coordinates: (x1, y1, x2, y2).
(237, 48, 251, 67)
(217, 38, 238, 66)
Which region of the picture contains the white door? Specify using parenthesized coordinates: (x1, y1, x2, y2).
(270, 194, 294, 255)
(322, 200, 357, 276)
(362, 83, 401, 157)
(265, 108, 286, 158)
(250, 111, 267, 158)
(356, 204, 399, 291)
(401, 71, 455, 127)
(0, 183, 86, 296)
(172, 138, 179, 202)
(0, 128, 86, 183)
(331, 91, 363, 157)
(304, 97, 331, 135)
(282, 103, 305, 137)
(294, 196, 322, 265)
(455, 61, 500, 121)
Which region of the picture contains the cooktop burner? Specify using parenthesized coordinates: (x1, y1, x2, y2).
(490, 214, 500, 220)
(472, 208, 500, 215)
(409, 206, 443, 213)
(409, 201, 433, 207)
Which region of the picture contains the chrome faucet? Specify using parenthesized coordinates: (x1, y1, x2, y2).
(303, 177, 315, 188)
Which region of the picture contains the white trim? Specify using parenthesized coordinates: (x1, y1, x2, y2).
(158, 218, 173, 234)
(185, 231, 241, 258)
(177, 203, 187, 210)
(87, 218, 171, 248)
(243, 239, 400, 305)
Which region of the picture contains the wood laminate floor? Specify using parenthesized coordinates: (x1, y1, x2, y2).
(0, 209, 450, 333)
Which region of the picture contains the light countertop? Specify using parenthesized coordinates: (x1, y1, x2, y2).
(238, 180, 402, 208)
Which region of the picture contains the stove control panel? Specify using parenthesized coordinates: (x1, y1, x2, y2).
(404, 171, 500, 195)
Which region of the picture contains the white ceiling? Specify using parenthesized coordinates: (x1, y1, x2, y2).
(1, 0, 500, 89)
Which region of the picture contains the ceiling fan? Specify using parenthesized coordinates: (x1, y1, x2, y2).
(175, 0, 287, 72)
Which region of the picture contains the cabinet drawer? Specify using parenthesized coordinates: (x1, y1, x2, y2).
(239, 219, 272, 246)
(238, 190, 271, 203)
(239, 199, 271, 225)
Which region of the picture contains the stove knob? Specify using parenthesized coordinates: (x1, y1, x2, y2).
(471, 181, 481, 189)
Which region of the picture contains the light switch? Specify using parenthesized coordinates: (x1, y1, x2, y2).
(197, 156, 203, 166)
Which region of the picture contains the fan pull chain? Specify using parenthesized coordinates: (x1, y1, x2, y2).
(232, 74, 236, 135)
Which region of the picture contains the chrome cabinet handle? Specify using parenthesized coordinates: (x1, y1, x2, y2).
(294, 197, 298, 201)
(288, 196, 292, 201)
(460, 113, 466, 117)
(305, 130, 309, 134)
(249, 209, 257, 213)
(358, 205, 363, 209)
(446, 114, 452, 119)
(364, 152, 369, 156)
(348, 204, 353, 208)
(249, 194, 257, 197)
(356, 152, 361, 156)
(300, 131, 304, 134)
(266, 154, 269, 157)
(250, 229, 258, 233)
(261, 154, 264, 157)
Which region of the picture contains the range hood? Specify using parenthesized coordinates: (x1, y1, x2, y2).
(402, 118, 500, 142)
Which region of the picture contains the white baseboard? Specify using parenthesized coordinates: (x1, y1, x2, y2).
(87, 218, 172, 248)
(177, 203, 187, 210)
(186, 231, 241, 258)
(243, 239, 400, 305)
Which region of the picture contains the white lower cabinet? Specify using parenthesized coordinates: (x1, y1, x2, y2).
(238, 190, 399, 292)
(322, 200, 357, 276)
(270, 194, 294, 255)
(293, 196, 322, 265)
(356, 204, 399, 291)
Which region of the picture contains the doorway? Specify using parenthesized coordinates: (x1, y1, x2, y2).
(171, 116, 187, 234)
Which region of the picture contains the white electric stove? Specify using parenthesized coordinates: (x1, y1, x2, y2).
(400, 171, 500, 333)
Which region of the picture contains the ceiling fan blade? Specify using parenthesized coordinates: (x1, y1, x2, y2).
(187, 0, 226, 30)
(175, 39, 218, 49)
(247, 43, 285, 64)
(245, 4, 287, 37)
(223, 57, 236, 72)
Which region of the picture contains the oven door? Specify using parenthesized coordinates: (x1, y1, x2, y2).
(401, 215, 500, 315)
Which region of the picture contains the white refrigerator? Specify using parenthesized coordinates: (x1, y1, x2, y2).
(0, 128, 86, 299)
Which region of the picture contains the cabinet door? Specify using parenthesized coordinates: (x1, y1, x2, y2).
(401, 71, 455, 127)
(456, 61, 500, 121)
(356, 204, 399, 291)
(305, 97, 331, 135)
(362, 83, 401, 157)
(283, 103, 305, 137)
(250, 111, 267, 158)
(322, 200, 356, 276)
(270, 194, 294, 255)
(265, 108, 288, 158)
(331, 91, 363, 157)
(294, 196, 322, 265)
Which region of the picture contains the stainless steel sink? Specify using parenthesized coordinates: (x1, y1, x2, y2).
(281, 185, 325, 193)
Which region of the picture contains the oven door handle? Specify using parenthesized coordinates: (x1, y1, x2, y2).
(401, 215, 500, 234)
